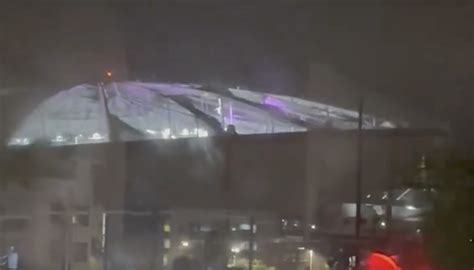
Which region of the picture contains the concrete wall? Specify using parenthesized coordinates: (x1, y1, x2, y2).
(0, 130, 446, 270)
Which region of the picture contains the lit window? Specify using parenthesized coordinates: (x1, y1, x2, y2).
(163, 224, 171, 233)
(163, 254, 168, 266)
(200, 225, 212, 232)
(239, 224, 251, 230)
(163, 239, 170, 249)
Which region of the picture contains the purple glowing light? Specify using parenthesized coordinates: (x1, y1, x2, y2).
(263, 96, 288, 112)
(229, 102, 234, 124)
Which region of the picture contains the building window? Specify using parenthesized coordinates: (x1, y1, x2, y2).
(91, 237, 102, 257)
(50, 214, 65, 226)
(239, 223, 251, 230)
(163, 224, 171, 233)
(72, 242, 88, 262)
(200, 225, 212, 232)
(163, 254, 169, 266)
(3, 218, 28, 232)
(189, 223, 200, 233)
(163, 238, 171, 249)
(73, 214, 89, 226)
(50, 239, 63, 262)
(50, 202, 65, 212)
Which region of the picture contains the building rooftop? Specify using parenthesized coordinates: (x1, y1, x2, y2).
(9, 81, 399, 146)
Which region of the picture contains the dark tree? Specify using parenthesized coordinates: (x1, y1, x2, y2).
(422, 159, 474, 270)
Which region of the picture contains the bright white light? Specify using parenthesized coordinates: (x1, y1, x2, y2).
(297, 247, 305, 251)
(74, 135, 83, 144)
(10, 137, 30, 145)
(380, 121, 396, 128)
(397, 188, 411, 200)
(216, 98, 223, 115)
(89, 132, 104, 140)
(164, 239, 171, 249)
(101, 213, 107, 251)
(53, 135, 66, 143)
(380, 221, 386, 227)
(239, 224, 251, 230)
(197, 128, 208, 137)
(405, 205, 417, 210)
(366, 194, 371, 199)
(231, 227, 237, 232)
(161, 128, 171, 139)
(146, 129, 157, 135)
(310, 224, 317, 230)
(181, 241, 189, 247)
(231, 247, 240, 253)
(180, 128, 190, 136)
(416, 228, 421, 234)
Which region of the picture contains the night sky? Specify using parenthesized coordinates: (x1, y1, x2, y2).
(1, 1, 473, 140)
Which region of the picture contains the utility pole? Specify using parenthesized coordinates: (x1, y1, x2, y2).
(248, 216, 255, 270)
(355, 97, 364, 238)
(355, 97, 364, 268)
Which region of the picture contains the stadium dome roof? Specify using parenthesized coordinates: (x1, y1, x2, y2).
(9, 81, 397, 146)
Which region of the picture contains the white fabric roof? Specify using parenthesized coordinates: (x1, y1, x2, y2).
(9, 82, 396, 146)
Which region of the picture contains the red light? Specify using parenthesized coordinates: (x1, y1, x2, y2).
(365, 252, 401, 270)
